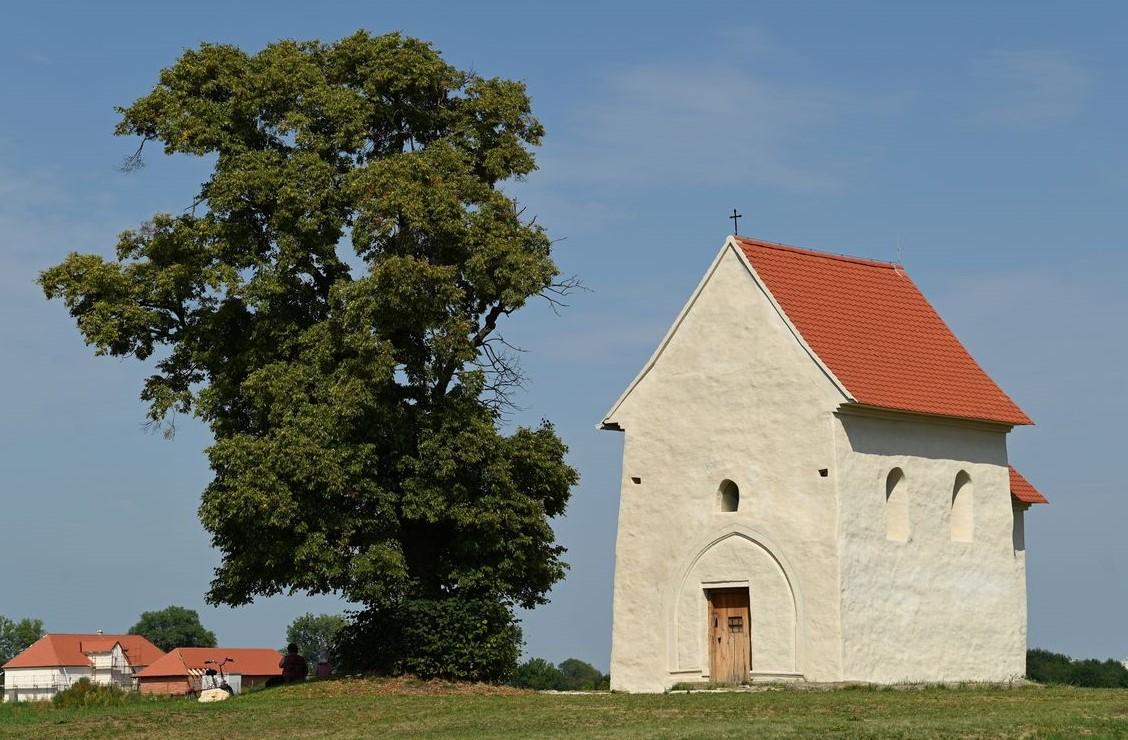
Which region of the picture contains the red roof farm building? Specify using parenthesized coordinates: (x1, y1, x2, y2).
(2, 633, 164, 702)
(135, 648, 282, 695)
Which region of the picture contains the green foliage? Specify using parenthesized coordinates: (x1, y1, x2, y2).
(511, 658, 565, 690)
(511, 657, 608, 690)
(558, 658, 608, 690)
(129, 606, 217, 653)
(286, 613, 346, 671)
(333, 598, 521, 681)
(1026, 648, 1128, 688)
(52, 679, 132, 708)
(39, 30, 577, 682)
(0, 616, 44, 665)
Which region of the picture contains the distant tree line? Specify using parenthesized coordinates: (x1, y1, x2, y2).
(510, 657, 609, 691)
(0, 615, 45, 687)
(1027, 649, 1128, 688)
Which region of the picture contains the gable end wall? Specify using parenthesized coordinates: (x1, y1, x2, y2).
(608, 246, 848, 691)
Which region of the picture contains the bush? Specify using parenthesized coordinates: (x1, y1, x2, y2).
(333, 597, 522, 682)
(512, 658, 565, 690)
(1027, 648, 1128, 688)
(511, 657, 609, 690)
(52, 679, 132, 708)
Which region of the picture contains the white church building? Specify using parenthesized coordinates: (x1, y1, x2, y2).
(600, 236, 1047, 692)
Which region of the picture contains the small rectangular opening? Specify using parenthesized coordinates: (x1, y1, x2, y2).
(818, 468, 828, 477)
(630, 476, 642, 484)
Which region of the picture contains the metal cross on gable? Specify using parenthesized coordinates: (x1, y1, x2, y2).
(729, 208, 743, 235)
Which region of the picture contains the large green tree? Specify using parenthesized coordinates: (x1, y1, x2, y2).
(0, 616, 45, 665)
(285, 612, 346, 671)
(41, 31, 577, 680)
(129, 606, 217, 653)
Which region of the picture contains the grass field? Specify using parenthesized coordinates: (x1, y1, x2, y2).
(1, 678, 1126, 738)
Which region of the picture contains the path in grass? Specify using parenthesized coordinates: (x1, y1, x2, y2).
(1, 678, 1126, 738)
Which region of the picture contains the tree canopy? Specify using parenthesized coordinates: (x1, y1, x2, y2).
(511, 657, 608, 690)
(41, 30, 577, 680)
(286, 612, 346, 670)
(129, 606, 217, 653)
(0, 616, 45, 665)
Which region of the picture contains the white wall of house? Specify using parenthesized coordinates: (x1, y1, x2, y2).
(3, 666, 93, 703)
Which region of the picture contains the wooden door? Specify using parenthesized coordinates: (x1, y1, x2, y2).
(708, 588, 751, 684)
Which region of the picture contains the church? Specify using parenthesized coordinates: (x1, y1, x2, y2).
(599, 235, 1047, 692)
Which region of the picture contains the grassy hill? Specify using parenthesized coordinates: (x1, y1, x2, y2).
(2, 677, 1126, 738)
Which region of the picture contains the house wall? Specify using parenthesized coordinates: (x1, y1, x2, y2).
(606, 246, 849, 692)
(138, 677, 192, 696)
(3, 667, 93, 702)
(834, 412, 1027, 682)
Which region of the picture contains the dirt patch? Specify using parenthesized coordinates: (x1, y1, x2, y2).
(282, 675, 530, 698)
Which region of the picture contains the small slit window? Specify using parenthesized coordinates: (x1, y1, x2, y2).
(951, 471, 974, 543)
(885, 468, 908, 542)
(718, 480, 739, 512)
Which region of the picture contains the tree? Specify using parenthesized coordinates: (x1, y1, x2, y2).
(510, 657, 609, 691)
(511, 658, 565, 690)
(41, 31, 578, 682)
(558, 658, 606, 690)
(129, 606, 217, 653)
(1027, 648, 1128, 688)
(286, 613, 346, 671)
(0, 616, 45, 665)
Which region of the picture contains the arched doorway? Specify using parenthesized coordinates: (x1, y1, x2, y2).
(672, 532, 798, 680)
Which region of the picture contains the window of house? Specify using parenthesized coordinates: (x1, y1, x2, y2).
(885, 468, 908, 542)
(951, 471, 974, 543)
(1012, 503, 1026, 553)
(718, 480, 739, 512)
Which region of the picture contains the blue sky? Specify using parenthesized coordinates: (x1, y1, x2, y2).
(1, 1, 1126, 670)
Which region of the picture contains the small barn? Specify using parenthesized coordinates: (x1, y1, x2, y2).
(135, 648, 282, 695)
(2, 633, 164, 702)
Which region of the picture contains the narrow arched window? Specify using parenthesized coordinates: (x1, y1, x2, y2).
(718, 480, 739, 512)
(1012, 503, 1026, 552)
(885, 468, 908, 542)
(951, 471, 974, 543)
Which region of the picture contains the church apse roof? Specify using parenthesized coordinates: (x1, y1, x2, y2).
(737, 236, 1033, 427)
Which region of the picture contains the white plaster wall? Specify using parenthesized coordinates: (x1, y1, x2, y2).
(834, 413, 1028, 683)
(606, 246, 848, 692)
(3, 667, 93, 702)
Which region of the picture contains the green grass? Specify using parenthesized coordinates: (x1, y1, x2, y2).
(1, 678, 1127, 738)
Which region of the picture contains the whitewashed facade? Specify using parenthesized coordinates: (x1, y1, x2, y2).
(601, 237, 1045, 692)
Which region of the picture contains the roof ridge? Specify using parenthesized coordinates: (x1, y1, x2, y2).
(736, 236, 901, 270)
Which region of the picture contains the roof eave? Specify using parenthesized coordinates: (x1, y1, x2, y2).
(835, 401, 1023, 432)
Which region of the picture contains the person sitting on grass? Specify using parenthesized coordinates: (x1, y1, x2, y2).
(279, 643, 308, 684)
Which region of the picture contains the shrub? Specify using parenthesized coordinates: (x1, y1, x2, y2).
(511, 657, 609, 690)
(333, 598, 522, 682)
(1027, 648, 1128, 688)
(512, 658, 565, 690)
(52, 679, 132, 708)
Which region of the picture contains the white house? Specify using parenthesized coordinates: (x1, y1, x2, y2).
(600, 236, 1047, 692)
(2, 633, 165, 702)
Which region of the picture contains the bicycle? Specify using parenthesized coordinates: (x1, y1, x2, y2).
(202, 658, 236, 696)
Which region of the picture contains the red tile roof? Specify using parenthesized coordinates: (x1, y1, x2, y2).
(1010, 466, 1048, 504)
(2, 634, 164, 670)
(737, 237, 1032, 426)
(135, 648, 282, 679)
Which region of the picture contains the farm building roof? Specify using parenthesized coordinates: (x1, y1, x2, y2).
(2, 633, 164, 670)
(135, 648, 283, 679)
